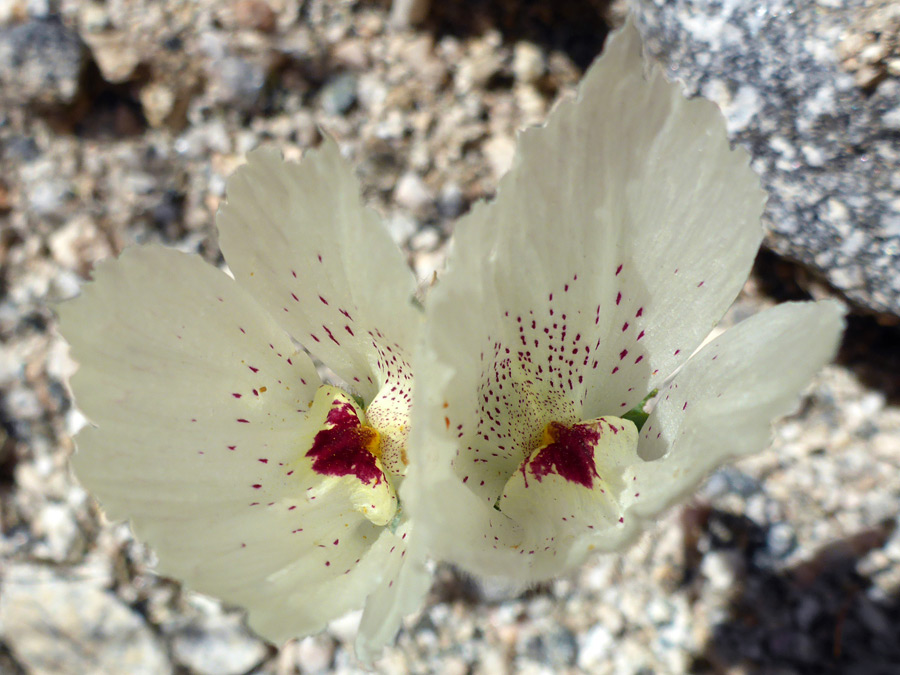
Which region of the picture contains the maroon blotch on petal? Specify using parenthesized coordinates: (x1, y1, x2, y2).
(524, 422, 602, 489)
(305, 402, 384, 485)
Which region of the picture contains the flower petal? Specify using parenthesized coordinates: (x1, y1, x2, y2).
(58, 246, 417, 644)
(300, 385, 398, 527)
(407, 18, 765, 581)
(355, 522, 432, 664)
(497, 417, 640, 558)
(216, 139, 420, 404)
(614, 300, 845, 547)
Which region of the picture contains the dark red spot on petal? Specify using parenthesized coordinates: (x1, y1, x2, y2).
(523, 422, 603, 489)
(323, 326, 340, 345)
(306, 402, 384, 485)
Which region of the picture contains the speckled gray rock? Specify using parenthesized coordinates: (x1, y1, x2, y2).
(0, 564, 171, 674)
(0, 17, 87, 106)
(633, 0, 900, 316)
(204, 53, 268, 110)
(169, 606, 268, 675)
(321, 72, 358, 116)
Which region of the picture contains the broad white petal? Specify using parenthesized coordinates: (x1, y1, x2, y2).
(617, 300, 845, 539)
(217, 140, 420, 404)
(496, 418, 640, 569)
(58, 246, 415, 644)
(406, 309, 533, 578)
(450, 19, 764, 421)
(408, 19, 764, 582)
(355, 522, 432, 664)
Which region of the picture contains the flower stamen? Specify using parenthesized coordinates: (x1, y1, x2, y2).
(303, 385, 398, 526)
(496, 416, 641, 542)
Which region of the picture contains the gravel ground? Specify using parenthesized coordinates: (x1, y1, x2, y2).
(2, 1, 900, 673)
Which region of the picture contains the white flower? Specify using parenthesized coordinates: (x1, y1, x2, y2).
(58, 139, 431, 660)
(404, 20, 845, 583)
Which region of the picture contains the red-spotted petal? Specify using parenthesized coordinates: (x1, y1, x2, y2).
(58, 246, 422, 647)
(406, 20, 808, 584)
(217, 140, 419, 407)
(615, 301, 845, 542)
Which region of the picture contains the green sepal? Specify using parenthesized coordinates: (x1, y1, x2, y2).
(388, 505, 404, 533)
(621, 388, 658, 432)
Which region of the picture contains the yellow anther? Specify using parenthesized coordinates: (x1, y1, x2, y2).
(359, 425, 382, 460)
(541, 421, 563, 447)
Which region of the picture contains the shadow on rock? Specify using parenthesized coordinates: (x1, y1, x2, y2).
(422, 0, 616, 70)
(688, 506, 899, 674)
(753, 249, 900, 404)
